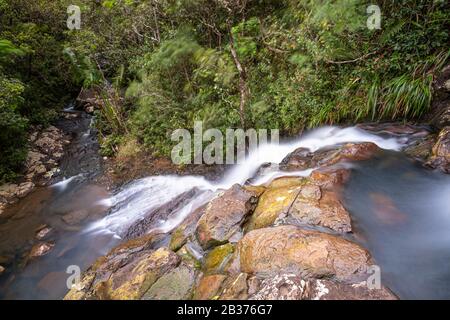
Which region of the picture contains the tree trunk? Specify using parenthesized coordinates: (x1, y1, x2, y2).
(228, 25, 249, 129)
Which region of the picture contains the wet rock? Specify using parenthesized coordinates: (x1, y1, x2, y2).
(21, 125, 70, 185)
(176, 244, 202, 270)
(0, 184, 19, 205)
(250, 274, 307, 300)
(125, 188, 200, 240)
(304, 279, 397, 300)
(196, 184, 258, 249)
(247, 178, 304, 230)
(66, 246, 180, 300)
(428, 65, 450, 129)
(280, 148, 314, 170)
(35, 225, 53, 240)
(203, 243, 235, 274)
(323, 142, 381, 166)
(16, 182, 35, 199)
(29, 242, 55, 259)
(289, 190, 352, 233)
(62, 209, 90, 225)
(403, 134, 437, 162)
(238, 225, 370, 282)
(426, 126, 450, 173)
(220, 273, 249, 300)
(310, 167, 351, 189)
(193, 274, 227, 300)
(281, 142, 380, 171)
(170, 204, 207, 251)
(142, 263, 196, 300)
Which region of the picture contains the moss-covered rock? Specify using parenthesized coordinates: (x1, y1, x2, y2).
(142, 263, 197, 300)
(246, 178, 304, 230)
(203, 243, 235, 274)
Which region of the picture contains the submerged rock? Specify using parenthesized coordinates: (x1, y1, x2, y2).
(196, 184, 258, 249)
(310, 167, 350, 189)
(238, 225, 370, 282)
(29, 242, 55, 259)
(35, 225, 53, 240)
(125, 188, 200, 240)
(62, 209, 90, 225)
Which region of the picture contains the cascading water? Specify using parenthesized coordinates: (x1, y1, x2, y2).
(85, 126, 403, 239)
(3, 123, 449, 299)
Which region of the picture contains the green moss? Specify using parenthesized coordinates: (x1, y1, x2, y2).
(203, 243, 235, 274)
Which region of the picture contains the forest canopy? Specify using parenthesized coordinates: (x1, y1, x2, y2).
(0, 0, 449, 182)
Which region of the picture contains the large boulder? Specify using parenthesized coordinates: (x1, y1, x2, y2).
(281, 142, 381, 171)
(247, 176, 351, 233)
(238, 225, 370, 282)
(246, 178, 305, 230)
(289, 189, 352, 233)
(64, 234, 180, 300)
(196, 184, 258, 249)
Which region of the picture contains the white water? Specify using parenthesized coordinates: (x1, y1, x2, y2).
(86, 126, 404, 237)
(50, 174, 84, 191)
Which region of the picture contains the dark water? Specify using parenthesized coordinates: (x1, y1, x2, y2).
(0, 111, 119, 299)
(0, 180, 118, 299)
(344, 150, 450, 299)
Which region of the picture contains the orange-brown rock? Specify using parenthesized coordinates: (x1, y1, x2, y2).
(289, 190, 352, 233)
(196, 184, 258, 249)
(193, 274, 227, 300)
(426, 126, 450, 173)
(238, 226, 370, 282)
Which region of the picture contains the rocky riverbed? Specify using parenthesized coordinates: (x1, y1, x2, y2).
(63, 121, 450, 300)
(1, 66, 450, 300)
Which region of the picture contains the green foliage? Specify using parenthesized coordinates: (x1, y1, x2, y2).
(0, 76, 28, 182)
(0, 0, 444, 167)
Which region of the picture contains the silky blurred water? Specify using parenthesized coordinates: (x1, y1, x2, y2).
(344, 150, 450, 299)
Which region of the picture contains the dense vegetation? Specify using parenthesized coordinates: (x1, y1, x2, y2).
(0, 0, 449, 181)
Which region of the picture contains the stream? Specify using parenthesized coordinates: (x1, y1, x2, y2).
(0, 116, 449, 299)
